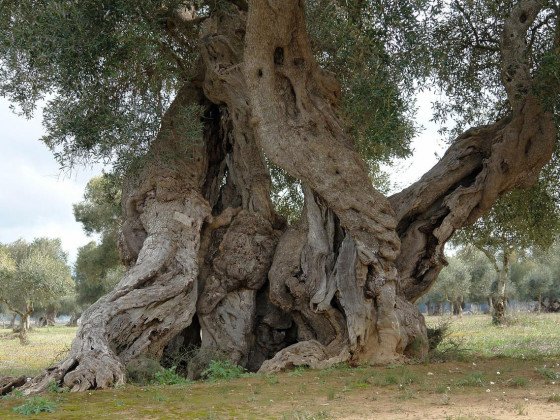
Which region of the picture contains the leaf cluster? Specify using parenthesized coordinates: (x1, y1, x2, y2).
(429, 0, 560, 138)
(0, 0, 204, 170)
(0, 238, 73, 311)
(454, 175, 560, 258)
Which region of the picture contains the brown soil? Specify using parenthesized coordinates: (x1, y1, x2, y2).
(2, 358, 560, 419)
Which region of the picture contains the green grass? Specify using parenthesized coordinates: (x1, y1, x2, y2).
(1, 315, 560, 419)
(426, 313, 560, 359)
(11, 396, 55, 415)
(0, 326, 76, 377)
(455, 371, 487, 387)
(153, 366, 191, 385)
(201, 359, 246, 382)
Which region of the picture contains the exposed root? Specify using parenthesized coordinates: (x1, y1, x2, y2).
(258, 340, 350, 374)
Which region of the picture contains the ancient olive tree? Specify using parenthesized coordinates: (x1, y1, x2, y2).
(0, 0, 558, 393)
(0, 239, 73, 344)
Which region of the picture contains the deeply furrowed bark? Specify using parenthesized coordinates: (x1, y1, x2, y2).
(184, 8, 291, 377)
(8, 0, 557, 394)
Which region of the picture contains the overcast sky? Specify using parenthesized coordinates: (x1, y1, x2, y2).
(0, 93, 445, 266)
(0, 98, 104, 264)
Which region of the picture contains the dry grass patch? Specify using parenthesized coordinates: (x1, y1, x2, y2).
(0, 327, 76, 377)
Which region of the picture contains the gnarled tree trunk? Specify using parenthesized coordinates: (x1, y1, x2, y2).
(15, 0, 557, 394)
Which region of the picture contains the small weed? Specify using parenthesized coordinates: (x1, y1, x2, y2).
(12, 396, 56, 415)
(283, 410, 330, 420)
(509, 377, 528, 388)
(201, 360, 245, 381)
(385, 363, 402, 370)
(199, 413, 222, 420)
(47, 380, 59, 393)
(396, 389, 417, 400)
(456, 372, 486, 387)
(153, 366, 190, 385)
(426, 318, 470, 362)
(1, 389, 24, 400)
(384, 373, 399, 385)
(288, 366, 307, 377)
(327, 389, 335, 400)
(398, 368, 420, 385)
(372, 368, 419, 388)
(535, 367, 560, 381)
(153, 394, 168, 402)
(441, 392, 452, 405)
(514, 402, 527, 415)
(218, 385, 231, 395)
(49, 344, 71, 366)
(265, 374, 279, 385)
(371, 374, 393, 387)
(318, 366, 336, 377)
(548, 393, 560, 403)
(47, 379, 69, 393)
(435, 384, 450, 394)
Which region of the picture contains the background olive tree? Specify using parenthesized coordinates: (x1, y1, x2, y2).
(0, 239, 73, 344)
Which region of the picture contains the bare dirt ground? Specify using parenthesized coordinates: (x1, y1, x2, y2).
(2, 317, 560, 419)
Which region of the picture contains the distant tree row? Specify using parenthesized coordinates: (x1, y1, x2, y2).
(0, 174, 125, 345)
(0, 238, 73, 344)
(420, 242, 560, 318)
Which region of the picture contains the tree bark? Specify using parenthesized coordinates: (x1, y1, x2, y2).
(9, 0, 558, 393)
(66, 312, 81, 327)
(492, 251, 511, 324)
(0, 376, 26, 396)
(45, 308, 57, 327)
(8, 313, 16, 330)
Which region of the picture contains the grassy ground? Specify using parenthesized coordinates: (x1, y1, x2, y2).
(0, 327, 74, 377)
(427, 313, 560, 360)
(1, 314, 560, 419)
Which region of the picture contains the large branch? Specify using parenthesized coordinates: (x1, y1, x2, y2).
(243, 0, 399, 280)
(197, 7, 275, 220)
(390, 1, 556, 301)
